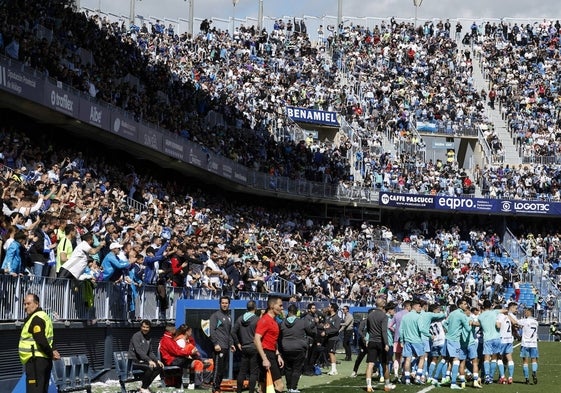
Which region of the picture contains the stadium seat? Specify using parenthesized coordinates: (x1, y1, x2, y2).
(51, 355, 92, 393)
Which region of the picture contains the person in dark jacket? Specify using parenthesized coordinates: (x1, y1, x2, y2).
(302, 303, 319, 375)
(210, 296, 235, 393)
(128, 320, 164, 393)
(351, 313, 370, 377)
(365, 297, 394, 392)
(232, 300, 260, 393)
(325, 303, 341, 376)
(280, 304, 314, 393)
(28, 231, 49, 277)
(340, 305, 354, 361)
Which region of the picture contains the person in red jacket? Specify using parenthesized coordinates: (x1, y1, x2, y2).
(159, 323, 197, 387)
(174, 324, 214, 388)
(169, 247, 189, 287)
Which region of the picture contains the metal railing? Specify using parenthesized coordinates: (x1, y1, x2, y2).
(0, 275, 181, 322)
(477, 124, 495, 165)
(125, 197, 148, 212)
(0, 274, 296, 322)
(502, 227, 561, 323)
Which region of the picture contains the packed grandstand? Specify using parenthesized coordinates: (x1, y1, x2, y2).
(0, 0, 561, 331)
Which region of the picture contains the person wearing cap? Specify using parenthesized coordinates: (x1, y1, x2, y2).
(57, 232, 105, 280)
(100, 242, 131, 282)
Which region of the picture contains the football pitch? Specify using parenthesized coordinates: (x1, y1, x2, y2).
(91, 341, 561, 393)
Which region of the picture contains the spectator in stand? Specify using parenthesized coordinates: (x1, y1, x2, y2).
(57, 233, 105, 280)
(55, 224, 76, 277)
(100, 242, 131, 282)
(143, 241, 170, 285)
(28, 230, 49, 276)
(1, 230, 26, 276)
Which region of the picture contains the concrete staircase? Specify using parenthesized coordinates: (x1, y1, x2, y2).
(391, 242, 440, 275)
(470, 47, 522, 166)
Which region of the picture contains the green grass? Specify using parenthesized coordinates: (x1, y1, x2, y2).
(92, 342, 561, 393)
(300, 342, 561, 393)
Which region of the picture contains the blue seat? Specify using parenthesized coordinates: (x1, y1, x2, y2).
(114, 350, 182, 393)
(113, 351, 144, 393)
(51, 355, 91, 393)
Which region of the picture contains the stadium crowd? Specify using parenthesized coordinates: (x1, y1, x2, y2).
(478, 20, 561, 163)
(3, 1, 561, 202)
(0, 1, 560, 307)
(475, 20, 561, 199)
(0, 0, 488, 196)
(2, 121, 560, 318)
(1, 3, 561, 390)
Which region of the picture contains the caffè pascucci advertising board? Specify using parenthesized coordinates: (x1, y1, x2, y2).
(379, 192, 557, 216)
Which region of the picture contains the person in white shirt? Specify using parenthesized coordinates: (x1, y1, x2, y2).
(518, 307, 539, 385)
(496, 302, 518, 384)
(204, 252, 223, 289)
(58, 233, 105, 280)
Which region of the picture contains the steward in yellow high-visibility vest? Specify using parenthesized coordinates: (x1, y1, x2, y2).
(19, 293, 60, 393)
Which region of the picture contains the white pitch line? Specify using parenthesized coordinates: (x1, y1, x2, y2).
(418, 385, 435, 393)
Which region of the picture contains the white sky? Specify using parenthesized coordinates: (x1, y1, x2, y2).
(79, 0, 561, 36)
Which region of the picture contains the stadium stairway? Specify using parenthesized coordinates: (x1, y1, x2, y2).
(503, 282, 536, 307)
(392, 242, 441, 275)
(471, 45, 522, 167)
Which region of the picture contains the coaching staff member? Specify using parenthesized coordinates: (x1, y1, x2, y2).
(210, 296, 235, 393)
(19, 293, 61, 393)
(128, 320, 164, 393)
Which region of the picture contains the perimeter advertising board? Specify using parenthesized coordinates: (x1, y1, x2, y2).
(111, 113, 140, 143)
(44, 81, 78, 117)
(379, 192, 561, 216)
(286, 106, 340, 127)
(0, 59, 43, 103)
(79, 97, 110, 130)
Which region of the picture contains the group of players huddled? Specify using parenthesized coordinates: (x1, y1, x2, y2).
(355, 297, 539, 391)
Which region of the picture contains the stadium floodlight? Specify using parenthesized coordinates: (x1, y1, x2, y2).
(184, 0, 194, 36)
(413, 0, 423, 27)
(337, 0, 343, 31)
(129, 0, 136, 25)
(258, 0, 263, 31)
(231, 0, 240, 37)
